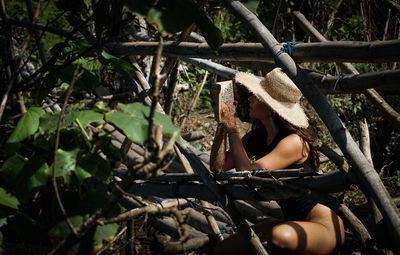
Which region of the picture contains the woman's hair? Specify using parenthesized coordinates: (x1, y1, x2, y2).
(245, 113, 320, 170)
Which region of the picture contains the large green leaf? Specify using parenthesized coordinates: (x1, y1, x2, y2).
(0, 188, 19, 209)
(106, 102, 181, 144)
(7, 107, 45, 143)
(105, 111, 148, 145)
(75, 154, 112, 184)
(76, 110, 104, 127)
(119, 102, 182, 143)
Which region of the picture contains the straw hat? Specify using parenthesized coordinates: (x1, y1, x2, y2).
(234, 68, 309, 128)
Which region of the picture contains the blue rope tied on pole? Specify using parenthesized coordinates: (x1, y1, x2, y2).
(197, 152, 209, 157)
(333, 73, 346, 91)
(155, 198, 164, 208)
(276, 41, 303, 57)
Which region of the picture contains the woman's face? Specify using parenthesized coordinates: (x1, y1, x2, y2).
(248, 95, 270, 120)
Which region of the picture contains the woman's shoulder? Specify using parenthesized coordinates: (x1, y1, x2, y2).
(275, 133, 309, 155)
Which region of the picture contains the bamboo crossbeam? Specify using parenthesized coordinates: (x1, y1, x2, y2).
(305, 69, 400, 94)
(182, 57, 400, 94)
(106, 40, 400, 63)
(224, 1, 400, 252)
(144, 170, 347, 194)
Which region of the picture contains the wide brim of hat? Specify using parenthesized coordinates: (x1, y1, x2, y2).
(235, 72, 309, 128)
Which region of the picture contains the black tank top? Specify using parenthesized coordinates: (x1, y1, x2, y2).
(245, 128, 317, 221)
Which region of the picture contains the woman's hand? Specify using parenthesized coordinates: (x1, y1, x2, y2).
(220, 102, 237, 134)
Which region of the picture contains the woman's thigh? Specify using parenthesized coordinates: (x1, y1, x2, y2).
(268, 204, 344, 254)
(213, 205, 344, 255)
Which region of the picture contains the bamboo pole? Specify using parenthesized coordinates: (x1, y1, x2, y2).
(106, 40, 400, 63)
(224, 1, 400, 252)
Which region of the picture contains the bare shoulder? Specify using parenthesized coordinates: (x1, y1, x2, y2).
(275, 133, 308, 155)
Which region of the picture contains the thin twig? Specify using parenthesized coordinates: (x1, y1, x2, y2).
(180, 70, 209, 128)
(147, 37, 164, 149)
(52, 64, 84, 236)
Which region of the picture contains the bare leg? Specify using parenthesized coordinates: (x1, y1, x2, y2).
(213, 204, 344, 255)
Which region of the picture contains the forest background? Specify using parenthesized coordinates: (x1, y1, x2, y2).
(0, 0, 399, 254)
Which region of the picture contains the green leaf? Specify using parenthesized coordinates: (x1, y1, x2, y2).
(0, 218, 7, 228)
(119, 102, 182, 143)
(100, 50, 136, 72)
(1, 155, 50, 201)
(7, 107, 45, 143)
(240, 0, 259, 14)
(106, 111, 148, 144)
(93, 223, 119, 250)
(1, 154, 26, 188)
(25, 158, 49, 191)
(0, 188, 19, 209)
(48, 149, 79, 185)
(93, 101, 109, 113)
(40, 106, 94, 133)
(106, 102, 181, 144)
(76, 110, 104, 127)
(76, 154, 112, 184)
(193, 6, 224, 52)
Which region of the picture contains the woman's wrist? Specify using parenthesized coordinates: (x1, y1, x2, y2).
(227, 128, 239, 136)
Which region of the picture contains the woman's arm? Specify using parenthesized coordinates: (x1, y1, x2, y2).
(220, 103, 309, 171)
(210, 123, 237, 172)
(210, 124, 228, 173)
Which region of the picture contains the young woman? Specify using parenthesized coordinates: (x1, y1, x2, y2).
(210, 68, 345, 254)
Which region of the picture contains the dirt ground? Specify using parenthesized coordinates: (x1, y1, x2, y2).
(180, 110, 251, 153)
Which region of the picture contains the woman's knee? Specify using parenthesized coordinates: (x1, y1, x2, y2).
(270, 224, 299, 250)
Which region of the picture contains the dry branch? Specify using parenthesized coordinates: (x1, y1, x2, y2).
(106, 40, 400, 63)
